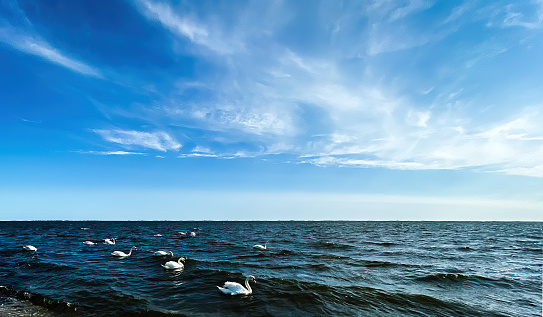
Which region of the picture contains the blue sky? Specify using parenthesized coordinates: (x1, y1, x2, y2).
(1, 0, 543, 220)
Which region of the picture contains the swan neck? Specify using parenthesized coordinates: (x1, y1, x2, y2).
(245, 277, 252, 294)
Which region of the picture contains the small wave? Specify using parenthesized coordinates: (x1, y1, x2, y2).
(272, 249, 298, 256)
(457, 246, 472, 251)
(235, 252, 271, 260)
(522, 247, 542, 253)
(308, 253, 350, 261)
(360, 260, 401, 268)
(415, 273, 517, 289)
(23, 260, 76, 273)
(364, 241, 397, 247)
(263, 277, 498, 316)
(310, 241, 356, 250)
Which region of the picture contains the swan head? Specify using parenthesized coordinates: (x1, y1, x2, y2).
(247, 275, 256, 283)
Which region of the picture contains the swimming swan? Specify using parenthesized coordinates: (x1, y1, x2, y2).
(253, 241, 268, 250)
(218, 275, 256, 295)
(104, 238, 116, 245)
(23, 245, 37, 251)
(111, 246, 136, 257)
(154, 250, 173, 256)
(162, 257, 185, 270)
(83, 241, 95, 245)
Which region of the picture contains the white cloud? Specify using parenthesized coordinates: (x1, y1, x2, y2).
(139, 1, 208, 41)
(192, 146, 213, 154)
(0, 26, 102, 78)
(129, 1, 543, 178)
(301, 156, 432, 170)
(503, 3, 543, 29)
(93, 129, 181, 152)
(443, 2, 474, 25)
(206, 107, 292, 136)
(178, 153, 217, 158)
(80, 150, 147, 156)
(136, 0, 242, 54)
(301, 106, 543, 177)
(20, 117, 42, 124)
(388, 0, 434, 22)
(178, 146, 218, 158)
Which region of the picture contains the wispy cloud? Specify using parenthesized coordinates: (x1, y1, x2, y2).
(502, 2, 543, 29)
(300, 156, 432, 170)
(178, 153, 218, 158)
(178, 146, 218, 158)
(302, 106, 543, 177)
(0, 26, 102, 78)
(364, 0, 454, 55)
(135, 0, 242, 54)
(93, 129, 181, 152)
(20, 117, 42, 124)
(126, 1, 543, 177)
(387, 0, 434, 22)
(79, 150, 147, 156)
(138, 1, 208, 42)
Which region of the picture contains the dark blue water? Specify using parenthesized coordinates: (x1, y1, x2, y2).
(0, 221, 541, 316)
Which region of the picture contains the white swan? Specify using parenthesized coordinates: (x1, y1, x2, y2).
(218, 275, 256, 295)
(83, 241, 95, 245)
(154, 234, 163, 237)
(154, 250, 173, 256)
(104, 238, 116, 245)
(111, 246, 136, 257)
(23, 245, 37, 251)
(162, 257, 185, 270)
(253, 241, 268, 250)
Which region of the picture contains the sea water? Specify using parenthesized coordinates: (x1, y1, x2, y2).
(0, 221, 541, 316)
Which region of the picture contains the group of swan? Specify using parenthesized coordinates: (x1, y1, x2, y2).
(25, 233, 261, 296)
(154, 251, 184, 270)
(110, 247, 257, 295)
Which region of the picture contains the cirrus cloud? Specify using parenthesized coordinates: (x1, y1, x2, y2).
(93, 129, 181, 152)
